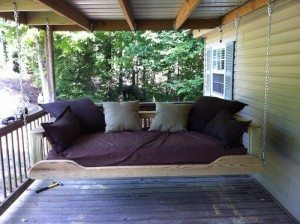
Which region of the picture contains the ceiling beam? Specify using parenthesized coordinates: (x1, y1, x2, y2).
(117, 0, 135, 31)
(0, 12, 27, 23)
(48, 19, 220, 31)
(181, 18, 220, 29)
(26, 12, 75, 25)
(221, 0, 276, 25)
(174, 0, 202, 29)
(0, 0, 49, 12)
(33, 0, 91, 30)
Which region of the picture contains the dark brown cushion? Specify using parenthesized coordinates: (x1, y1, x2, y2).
(42, 107, 81, 154)
(39, 98, 105, 133)
(204, 110, 251, 149)
(187, 96, 247, 131)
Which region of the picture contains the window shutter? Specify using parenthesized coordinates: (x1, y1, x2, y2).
(224, 41, 235, 100)
(204, 47, 212, 96)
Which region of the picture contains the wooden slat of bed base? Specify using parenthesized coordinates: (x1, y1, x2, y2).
(28, 155, 263, 180)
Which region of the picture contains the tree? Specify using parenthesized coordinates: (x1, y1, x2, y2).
(0, 19, 205, 103)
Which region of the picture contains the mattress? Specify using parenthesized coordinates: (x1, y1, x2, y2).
(47, 131, 247, 167)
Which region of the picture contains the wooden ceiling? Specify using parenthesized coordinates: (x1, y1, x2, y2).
(0, 0, 274, 31)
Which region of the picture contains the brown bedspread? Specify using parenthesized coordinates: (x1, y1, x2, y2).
(47, 131, 247, 167)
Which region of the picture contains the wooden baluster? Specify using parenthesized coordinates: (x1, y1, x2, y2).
(26, 123, 32, 167)
(0, 138, 7, 198)
(16, 129, 23, 183)
(9, 133, 18, 188)
(21, 126, 27, 179)
(5, 135, 12, 193)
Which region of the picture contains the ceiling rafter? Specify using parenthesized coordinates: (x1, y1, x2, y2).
(117, 0, 135, 31)
(32, 0, 91, 30)
(174, 0, 203, 29)
(221, 0, 276, 25)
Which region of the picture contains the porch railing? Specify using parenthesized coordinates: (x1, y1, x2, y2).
(0, 110, 50, 213)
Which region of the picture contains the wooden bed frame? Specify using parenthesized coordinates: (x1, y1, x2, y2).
(28, 111, 264, 179)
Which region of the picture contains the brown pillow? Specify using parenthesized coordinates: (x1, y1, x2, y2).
(39, 98, 105, 133)
(204, 110, 251, 149)
(149, 103, 192, 132)
(102, 101, 142, 132)
(41, 106, 81, 154)
(188, 96, 247, 131)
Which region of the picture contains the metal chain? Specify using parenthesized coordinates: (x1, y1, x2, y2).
(262, 2, 273, 162)
(233, 13, 240, 100)
(13, 0, 31, 166)
(218, 26, 223, 43)
(203, 42, 207, 94)
(46, 18, 53, 82)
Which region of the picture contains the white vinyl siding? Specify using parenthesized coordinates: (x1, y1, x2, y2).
(204, 0, 300, 220)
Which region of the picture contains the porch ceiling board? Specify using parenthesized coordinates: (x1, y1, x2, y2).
(175, 0, 203, 29)
(33, 0, 91, 30)
(190, 0, 249, 19)
(0, 0, 50, 12)
(130, 0, 184, 20)
(64, 0, 124, 20)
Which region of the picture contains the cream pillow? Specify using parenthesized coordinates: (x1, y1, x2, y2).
(103, 101, 142, 132)
(149, 102, 192, 132)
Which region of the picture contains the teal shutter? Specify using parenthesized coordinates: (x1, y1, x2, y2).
(204, 47, 212, 96)
(224, 41, 235, 100)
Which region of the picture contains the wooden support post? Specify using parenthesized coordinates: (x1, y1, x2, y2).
(44, 25, 56, 102)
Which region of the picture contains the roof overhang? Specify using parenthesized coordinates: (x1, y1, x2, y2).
(0, 0, 276, 31)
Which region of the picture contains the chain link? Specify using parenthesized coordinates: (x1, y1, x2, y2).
(233, 13, 240, 100)
(218, 26, 223, 43)
(46, 18, 53, 102)
(261, 2, 273, 162)
(203, 42, 207, 94)
(46, 18, 53, 82)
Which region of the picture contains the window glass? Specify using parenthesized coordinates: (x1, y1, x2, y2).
(212, 48, 225, 71)
(212, 73, 224, 95)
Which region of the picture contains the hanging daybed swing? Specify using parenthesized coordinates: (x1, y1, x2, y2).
(12, 1, 273, 180)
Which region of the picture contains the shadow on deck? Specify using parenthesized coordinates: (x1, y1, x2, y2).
(0, 175, 296, 223)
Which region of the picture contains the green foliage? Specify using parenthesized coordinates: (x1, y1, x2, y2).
(53, 30, 204, 102)
(0, 18, 204, 102)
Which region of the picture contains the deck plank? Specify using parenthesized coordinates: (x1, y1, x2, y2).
(0, 175, 296, 223)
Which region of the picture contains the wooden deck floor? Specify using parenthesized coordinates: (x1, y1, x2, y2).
(0, 175, 296, 223)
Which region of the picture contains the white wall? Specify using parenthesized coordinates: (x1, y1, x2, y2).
(204, 0, 300, 220)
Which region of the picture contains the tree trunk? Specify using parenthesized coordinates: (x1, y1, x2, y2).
(104, 35, 113, 100)
(34, 37, 48, 102)
(44, 27, 56, 102)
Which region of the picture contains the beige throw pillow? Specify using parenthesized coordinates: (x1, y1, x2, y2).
(103, 101, 142, 132)
(149, 102, 192, 132)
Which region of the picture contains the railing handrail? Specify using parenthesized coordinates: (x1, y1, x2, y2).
(0, 110, 47, 137)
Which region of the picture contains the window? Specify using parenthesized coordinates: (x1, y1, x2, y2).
(204, 41, 235, 100)
(211, 46, 225, 97)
